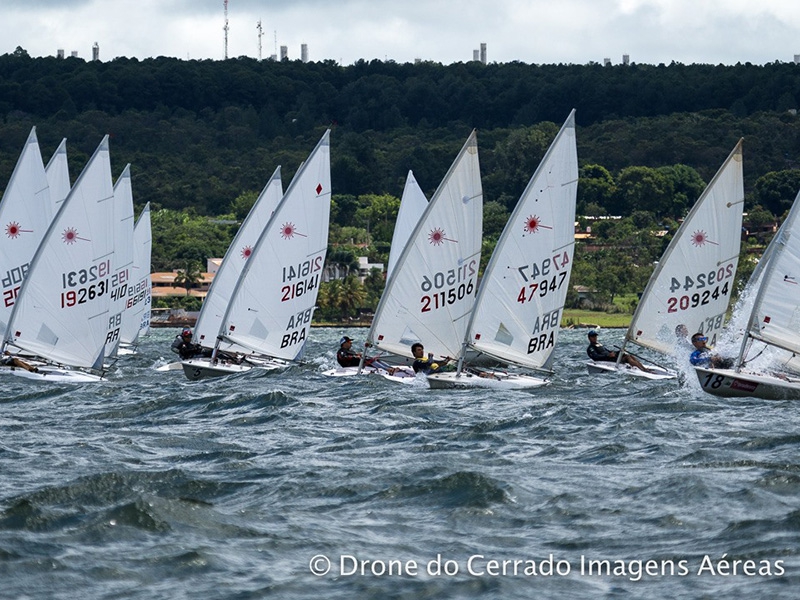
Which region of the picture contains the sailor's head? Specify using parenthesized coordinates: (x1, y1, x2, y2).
(181, 328, 192, 339)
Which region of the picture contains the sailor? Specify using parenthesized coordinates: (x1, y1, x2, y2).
(0, 351, 39, 373)
(171, 328, 206, 360)
(689, 333, 734, 368)
(410, 342, 453, 374)
(586, 330, 650, 372)
(337, 336, 396, 373)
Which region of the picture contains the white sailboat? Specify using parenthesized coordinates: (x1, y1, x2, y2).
(118, 203, 152, 352)
(361, 131, 483, 383)
(104, 165, 136, 359)
(0, 127, 54, 340)
(322, 170, 428, 378)
(587, 139, 745, 379)
(192, 167, 283, 355)
(45, 137, 70, 212)
(156, 168, 284, 371)
(181, 130, 331, 380)
(427, 110, 579, 389)
(696, 189, 800, 399)
(387, 171, 429, 278)
(2, 136, 116, 382)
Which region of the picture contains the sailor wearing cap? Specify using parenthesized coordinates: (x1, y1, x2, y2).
(336, 336, 362, 367)
(586, 330, 650, 372)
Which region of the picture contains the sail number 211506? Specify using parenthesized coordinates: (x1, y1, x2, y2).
(420, 260, 477, 313)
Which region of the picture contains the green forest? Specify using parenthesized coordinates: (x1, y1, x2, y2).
(2, 47, 800, 319)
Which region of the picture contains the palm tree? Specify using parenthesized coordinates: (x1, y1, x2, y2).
(173, 261, 202, 296)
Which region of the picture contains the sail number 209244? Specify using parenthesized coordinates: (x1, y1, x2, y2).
(667, 264, 734, 313)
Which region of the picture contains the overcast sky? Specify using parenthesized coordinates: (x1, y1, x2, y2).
(3, 0, 800, 66)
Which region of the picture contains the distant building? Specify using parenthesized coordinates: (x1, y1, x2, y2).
(206, 258, 222, 275)
(280, 45, 288, 60)
(301, 43, 308, 62)
(622, 54, 630, 65)
(150, 270, 214, 299)
(480, 42, 487, 64)
(92, 42, 99, 61)
(603, 58, 611, 66)
(57, 48, 65, 59)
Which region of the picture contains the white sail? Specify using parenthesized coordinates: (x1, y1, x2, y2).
(695, 190, 800, 399)
(4, 136, 115, 369)
(625, 139, 744, 355)
(45, 138, 70, 212)
(741, 189, 800, 358)
(0, 127, 53, 338)
(466, 110, 578, 371)
(387, 171, 428, 278)
(119, 203, 152, 344)
(194, 167, 283, 352)
(367, 131, 483, 360)
(221, 130, 331, 360)
(104, 165, 136, 356)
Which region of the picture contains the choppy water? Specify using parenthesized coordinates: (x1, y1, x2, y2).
(0, 327, 798, 600)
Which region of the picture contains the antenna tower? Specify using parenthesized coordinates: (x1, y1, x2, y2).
(257, 20, 263, 60)
(223, 0, 229, 60)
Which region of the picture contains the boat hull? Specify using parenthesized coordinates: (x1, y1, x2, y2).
(155, 361, 184, 372)
(586, 360, 677, 380)
(2, 365, 104, 383)
(695, 367, 800, 400)
(181, 356, 287, 381)
(321, 365, 384, 377)
(427, 370, 549, 390)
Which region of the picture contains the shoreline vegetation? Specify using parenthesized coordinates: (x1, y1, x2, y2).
(311, 309, 631, 329)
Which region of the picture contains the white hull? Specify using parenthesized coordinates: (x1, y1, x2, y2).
(321, 365, 383, 377)
(1, 365, 104, 383)
(181, 356, 288, 381)
(427, 369, 549, 390)
(695, 366, 800, 400)
(155, 361, 184, 372)
(380, 368, 422, 384)
(586, 360, 677, 380)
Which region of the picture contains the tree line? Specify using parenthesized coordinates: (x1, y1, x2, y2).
(2, 49, 800, 317)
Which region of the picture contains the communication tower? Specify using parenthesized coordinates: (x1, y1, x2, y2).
(223, 0, 229, 59)
(257, 20, 263, 60)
